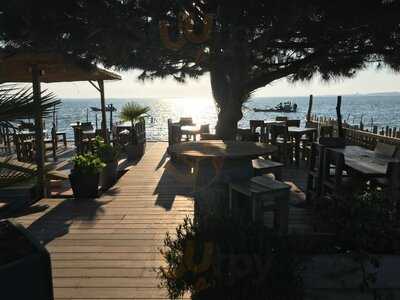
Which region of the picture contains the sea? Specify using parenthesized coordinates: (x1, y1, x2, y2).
(44, 95, 400, 141)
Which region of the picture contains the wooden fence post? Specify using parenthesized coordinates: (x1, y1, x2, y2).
(306, 95, 313, 123)
(336, 96, 344, 138)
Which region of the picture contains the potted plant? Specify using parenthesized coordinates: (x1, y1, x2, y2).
(120, 102, 149, 161)
(69, 153, 105, 198)
(94, 136, 120, 190)
(0, 220, 54, 300)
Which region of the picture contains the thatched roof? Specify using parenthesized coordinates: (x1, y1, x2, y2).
(0, 52, 121, 83)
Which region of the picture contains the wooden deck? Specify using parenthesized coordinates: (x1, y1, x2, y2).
(8, 142, 312, 299)
(12, 142, 194, 300)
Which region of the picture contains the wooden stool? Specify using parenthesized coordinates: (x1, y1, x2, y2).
(252, 158, 284, 180)
(229, 176, 290, 234)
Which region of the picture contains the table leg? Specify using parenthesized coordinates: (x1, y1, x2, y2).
(195, 158, 254, 226)
(277, 190, 290, 235)
(295, 136, 301, 167)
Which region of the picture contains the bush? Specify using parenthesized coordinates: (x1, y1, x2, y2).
(158, 217, 304, 300)
(93, 136, 119, 163)
(72, 154, 105, 175)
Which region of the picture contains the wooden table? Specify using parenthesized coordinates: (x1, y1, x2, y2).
(168, 140, 278, 221)
(329, 145, 398, 177)
(169, 140, 277, 161)
(288, 127, 317, 166)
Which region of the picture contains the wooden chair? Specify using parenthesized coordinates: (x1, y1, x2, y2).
(270, 124, 293, 164)
(229, 176, 290, 234)
(237, 129, 258, 142)
(179, 117, 194, 126)
(252, 158, 284, 181)
(374, 142, 397, 157)
(306, 143, 326, 205)
(249, 120, 264, 141)
(320, 125, 334, 138)
(200, 124, 210, 134)
(276, 116, 288, 122)
(372, 162, 400, 219)
(200, 133, 220, 140)
(168, 119, 182, 145)
(321, 148, 354, 200)
(14, 134, 34, 162)
(287, 119, 300, 127)
(44, 126, 57, 161)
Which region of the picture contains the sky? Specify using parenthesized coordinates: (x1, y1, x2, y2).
(40, 65, 400, 100)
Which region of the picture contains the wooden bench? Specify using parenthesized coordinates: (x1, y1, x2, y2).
(229, 176, 291, 234)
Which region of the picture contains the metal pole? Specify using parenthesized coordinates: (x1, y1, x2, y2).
(98, 80, 108, 143)
(32, 65, 47, 197)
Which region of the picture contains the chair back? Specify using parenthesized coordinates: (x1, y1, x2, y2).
(286, 119, 300, 127)
(270, 124, 289, 143)
(179, 117, 194, 126)
(320, 125, 334, 138)
(276, 116, 288, 122)
(200, 133, 220, 140)
(200, 124, 210, 134)
(80, 122, 93, 131)
(318, 137, 346, 148)
(322, 148, 345, 188)
(236, 129, 258, 142)
(249, 120, 265, 134)
(309, 142, 325, 175)
(374, 142, 397, 157)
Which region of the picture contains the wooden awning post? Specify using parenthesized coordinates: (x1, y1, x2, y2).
(336, 96, 344, 138)
(98, 80, 108, 143)
(31, 65, 47, 197)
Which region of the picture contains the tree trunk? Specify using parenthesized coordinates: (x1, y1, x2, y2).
(215, 100, 243, 140)
(210, 13, 249, 140)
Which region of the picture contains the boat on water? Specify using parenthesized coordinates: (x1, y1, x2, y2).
(254, 101, 297, 113)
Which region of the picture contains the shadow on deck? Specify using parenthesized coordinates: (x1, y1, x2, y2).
(4, 142, 315, 299)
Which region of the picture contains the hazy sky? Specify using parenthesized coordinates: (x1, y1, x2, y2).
(40, 65, 400, 99)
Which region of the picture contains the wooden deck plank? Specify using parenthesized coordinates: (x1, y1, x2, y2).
(9, 142, 312, 299)
(12, 142, 194, 300)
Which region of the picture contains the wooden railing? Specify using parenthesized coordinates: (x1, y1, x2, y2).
(308, 114, 400, 150)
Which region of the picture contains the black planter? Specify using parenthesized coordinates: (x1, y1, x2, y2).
(69, 170, 100, 198)
(126, 144, 143, 161)
(0, 220, 54, 300)
(100, 161, 118, 190)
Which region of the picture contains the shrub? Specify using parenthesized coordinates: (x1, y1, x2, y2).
(93, 136, 119, 163)
(72, 154, 105, 175)
(158, 217, 304, 300)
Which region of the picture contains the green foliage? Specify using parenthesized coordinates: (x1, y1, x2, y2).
(120, 102, 150, 124)
(72, 154, 105, 175)
(0, 84, 60, 128)
(315, 191, 400, 289)
(317, 191, 399, 254)
(159, 216, 304, 300)
(93, 136, 119, 163)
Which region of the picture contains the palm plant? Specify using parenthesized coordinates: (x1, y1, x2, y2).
(120, 102, 150, 144)
(0, 84, 60, 128)
(0, 84, 60, 187)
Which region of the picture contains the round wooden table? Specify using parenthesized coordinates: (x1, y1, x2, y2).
(168, 140, 277, 160)
(169, 141, 278, 222)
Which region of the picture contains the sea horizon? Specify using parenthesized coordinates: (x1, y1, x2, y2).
(45, 94, 400, 141)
